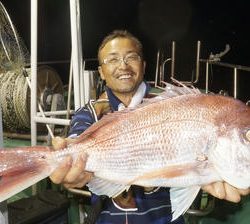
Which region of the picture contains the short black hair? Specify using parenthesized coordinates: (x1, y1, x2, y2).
(97, 30, 143, 63)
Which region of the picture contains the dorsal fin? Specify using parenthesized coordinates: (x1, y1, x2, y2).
(137, 82, 201, 109)
(164, 81, 200, 96)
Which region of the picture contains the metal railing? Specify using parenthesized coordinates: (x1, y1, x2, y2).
(199, 59, 250, 98)
(156, 41, 250, 100)
(30, 0, 93, 145)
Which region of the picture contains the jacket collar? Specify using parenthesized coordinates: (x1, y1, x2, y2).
(105, 81, 151, 111)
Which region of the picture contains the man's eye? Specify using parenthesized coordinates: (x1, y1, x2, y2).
(126, 54, 140, 62)
(108, 58, 119, 64)
(127, 56, 136, 60)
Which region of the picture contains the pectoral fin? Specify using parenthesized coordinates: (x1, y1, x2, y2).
(87, 177, 130, 198)
(170, 186, 201, 221)
(0, 211, 5, 224)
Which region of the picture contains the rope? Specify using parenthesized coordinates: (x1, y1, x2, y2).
(0, 69, 30, 131)
(14, 69, 30, 128)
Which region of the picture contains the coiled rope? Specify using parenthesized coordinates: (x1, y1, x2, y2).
(0, 68, 30, 131)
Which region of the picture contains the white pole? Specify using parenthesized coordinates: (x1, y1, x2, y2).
(75, 0, 85, 106)
(31, 0, 38, 146)
(70, 0, 82, 110)
(233, 68, 238, 99)
(34, 117, 70, 126)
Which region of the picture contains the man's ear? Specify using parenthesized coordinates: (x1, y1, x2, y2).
(98, 66, 105, 80)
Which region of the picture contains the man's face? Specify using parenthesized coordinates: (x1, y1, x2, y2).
(98, 38, 146, 95)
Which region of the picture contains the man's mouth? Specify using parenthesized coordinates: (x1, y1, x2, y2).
(117, 74, 133, 80)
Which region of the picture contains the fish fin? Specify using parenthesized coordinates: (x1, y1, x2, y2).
(170, 186, 201, 221)
(0, 211, 5, 224)
(139, 82, 201, 108)
(166, 79, 200, 95)
(161, 82, 200, 98)
(0, 147, 52, 202)
(87, 177, 130, 198)
(0, 202, 7, 223)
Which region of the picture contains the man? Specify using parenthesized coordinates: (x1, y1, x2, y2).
(50, 30, 249, 223)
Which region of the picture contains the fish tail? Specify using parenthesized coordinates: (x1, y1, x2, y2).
(0, 146, 53, 202)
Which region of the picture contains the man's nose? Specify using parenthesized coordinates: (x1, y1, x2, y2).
(118, 58, 129, 68)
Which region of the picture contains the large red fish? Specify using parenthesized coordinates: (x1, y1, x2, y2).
(0, 86, 250, 220)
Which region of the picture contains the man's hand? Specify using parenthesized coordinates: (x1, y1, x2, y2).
(49, 137, 93, 189)
(202, 182, 250, 202)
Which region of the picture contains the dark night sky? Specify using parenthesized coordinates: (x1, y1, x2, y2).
(1, 0, 250, 101)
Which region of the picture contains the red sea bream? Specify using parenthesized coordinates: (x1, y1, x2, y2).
(0, 86, 250, 220)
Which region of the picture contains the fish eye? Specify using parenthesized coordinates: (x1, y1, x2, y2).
(244, 129, 250, 142)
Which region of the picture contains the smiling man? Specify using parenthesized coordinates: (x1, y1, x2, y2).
(97, 31, 146, 106)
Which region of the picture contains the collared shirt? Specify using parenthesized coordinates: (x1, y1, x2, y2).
(105, 81, 150, 111)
